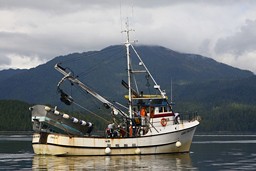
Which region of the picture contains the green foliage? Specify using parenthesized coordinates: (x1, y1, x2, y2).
(176, 102, 256, 133)
(0, 100, 31, 131)
(1, 99, 256, 133)
(202, 103, 256, 132)
(0, 100, 111, 132)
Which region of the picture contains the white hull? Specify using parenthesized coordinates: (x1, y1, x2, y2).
(32, 120, 199, 156)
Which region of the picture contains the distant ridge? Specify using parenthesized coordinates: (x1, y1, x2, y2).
(1, 45, 256, 133)
(0, 68, 27, 82)
(0, 45, 254, 105)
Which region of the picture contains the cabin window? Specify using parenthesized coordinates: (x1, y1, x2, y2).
(159, 107, 167, 113)
(159, 107, 163, 113)
(155, 107, 159, 113)
(167, 106, 170, 112)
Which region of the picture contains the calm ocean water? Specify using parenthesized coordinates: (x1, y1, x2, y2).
(0, 134, 255, 170)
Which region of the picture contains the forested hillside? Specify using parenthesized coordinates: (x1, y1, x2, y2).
(1, 100, 256, 133)
(0, 45, 255, 133)
(0, 100, 110, 132)
(0, 100, 31, 131)
(175, 101, 256, 133)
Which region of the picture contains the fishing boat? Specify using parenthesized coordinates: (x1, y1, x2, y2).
(30, 24, 199, 156)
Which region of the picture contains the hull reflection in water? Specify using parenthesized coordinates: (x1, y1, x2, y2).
(32, 154, 195, 170)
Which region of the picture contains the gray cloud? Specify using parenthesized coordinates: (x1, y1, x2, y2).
(0, 0, 256, 73)
(213, 20, 256, 72)
(215, 20, 256, 55)
(0, 0, 117, 14)
(0, 54, 11, 65)
(0, 31, 32, 53)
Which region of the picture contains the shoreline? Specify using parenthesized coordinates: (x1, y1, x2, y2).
(0, 131, 33, 135)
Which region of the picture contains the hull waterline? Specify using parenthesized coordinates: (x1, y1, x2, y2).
(32, 121, 199, 156)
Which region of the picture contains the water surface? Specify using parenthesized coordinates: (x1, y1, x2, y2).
(0, 134, 255, 170)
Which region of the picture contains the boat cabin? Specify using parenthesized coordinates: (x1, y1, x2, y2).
(131, 96, 174, 119)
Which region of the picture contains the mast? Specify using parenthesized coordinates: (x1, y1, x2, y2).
(122, 21, 133, 119)
(122, 20, 167, 119)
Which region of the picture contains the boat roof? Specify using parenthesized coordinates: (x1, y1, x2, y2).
(124, 95, 168, 100)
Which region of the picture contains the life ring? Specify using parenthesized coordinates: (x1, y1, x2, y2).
(161, 118, 167, 127)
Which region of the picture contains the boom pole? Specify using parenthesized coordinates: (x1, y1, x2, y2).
(54, 63, 129, 118)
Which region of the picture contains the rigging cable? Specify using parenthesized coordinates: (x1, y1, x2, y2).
(77, 46, 125, 79)
(59, 45, 122, 71)
(72, 101, 110, 124)
(68, 81, 128, 121)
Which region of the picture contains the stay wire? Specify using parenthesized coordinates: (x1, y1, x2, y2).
(76, 84, 106, 112)
(72, 101, 110, 124)
(60, 45, 123, 68)
(77, 46, 125, 79)
(71, 82, 112, 120)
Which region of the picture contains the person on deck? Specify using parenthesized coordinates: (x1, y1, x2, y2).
(174, 113, 180, 124)
(106, 123, 115, 137)
(140, 107, 147, 126)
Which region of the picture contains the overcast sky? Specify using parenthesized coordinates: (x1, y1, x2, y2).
(0, 0, 256, 73)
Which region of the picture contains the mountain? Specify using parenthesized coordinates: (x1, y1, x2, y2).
(0, 45, 254, 106)
(132, 46, 252, 82)
(1, 45, 256, 132)
(0, 69, 27, 82)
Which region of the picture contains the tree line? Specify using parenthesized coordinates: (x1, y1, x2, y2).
(0, 100, 256, 133)
(175, 101, 256, 133)
(0, 100, 31, 131)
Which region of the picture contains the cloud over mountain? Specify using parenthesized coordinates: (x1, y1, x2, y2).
(0, 0, 256, 73)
